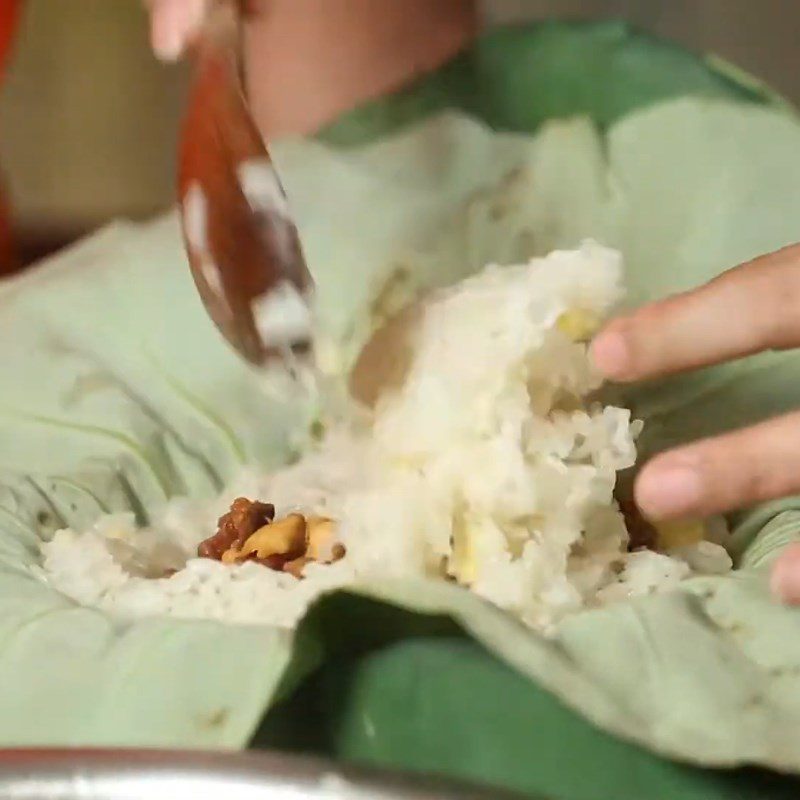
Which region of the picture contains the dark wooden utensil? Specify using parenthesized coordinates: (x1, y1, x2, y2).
(177, 0, 314, 368)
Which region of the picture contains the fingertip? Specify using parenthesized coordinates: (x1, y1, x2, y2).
(634, 454, 704, 521)
(771, 544, 800, 605)
(150, 3, 186, 61)
(590, 324, 632, 381)
(152, 30, 184, 62)
(150, 0, 208, 62)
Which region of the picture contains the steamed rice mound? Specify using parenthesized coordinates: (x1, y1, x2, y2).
(36, 242, 731, 631)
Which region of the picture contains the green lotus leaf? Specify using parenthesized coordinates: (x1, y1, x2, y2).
(1, 20, 800, 800)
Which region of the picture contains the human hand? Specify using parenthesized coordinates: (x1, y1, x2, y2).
(144, 0, 478, 138)
(590, 243, 800, 603)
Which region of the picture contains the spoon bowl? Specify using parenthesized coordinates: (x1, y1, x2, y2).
(177, 0, 314, 368)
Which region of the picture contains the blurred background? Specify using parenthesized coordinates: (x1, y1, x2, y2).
(1, 0, 798, 270)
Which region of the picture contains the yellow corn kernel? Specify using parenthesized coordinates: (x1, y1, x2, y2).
(389, 454, 427, 471)
(449, 527, 477, 586)
(655, 519, 706, 550)
(556, 309, 601, 342)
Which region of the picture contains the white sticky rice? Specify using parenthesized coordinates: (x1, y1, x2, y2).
(35, 242, 731, 631)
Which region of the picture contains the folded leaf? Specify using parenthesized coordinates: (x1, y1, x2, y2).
(1, 21, 800, 800)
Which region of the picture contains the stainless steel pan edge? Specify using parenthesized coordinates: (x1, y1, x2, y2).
(0, 749, 528, 800)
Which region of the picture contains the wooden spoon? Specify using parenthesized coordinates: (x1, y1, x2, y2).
(177, 0, 314, 368)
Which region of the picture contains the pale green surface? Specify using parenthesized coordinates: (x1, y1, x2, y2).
(0, 221, 296, 747)
(344, 517, 800, 768)
(2, 100, 800, 765)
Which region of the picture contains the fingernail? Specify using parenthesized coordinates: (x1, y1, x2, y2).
(590, 329, 631, 379)
(153, 29, 184, 62)
(771, 545, 800, 604)
(635, 462, 703, 520)
(152, 0, 201, 62)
